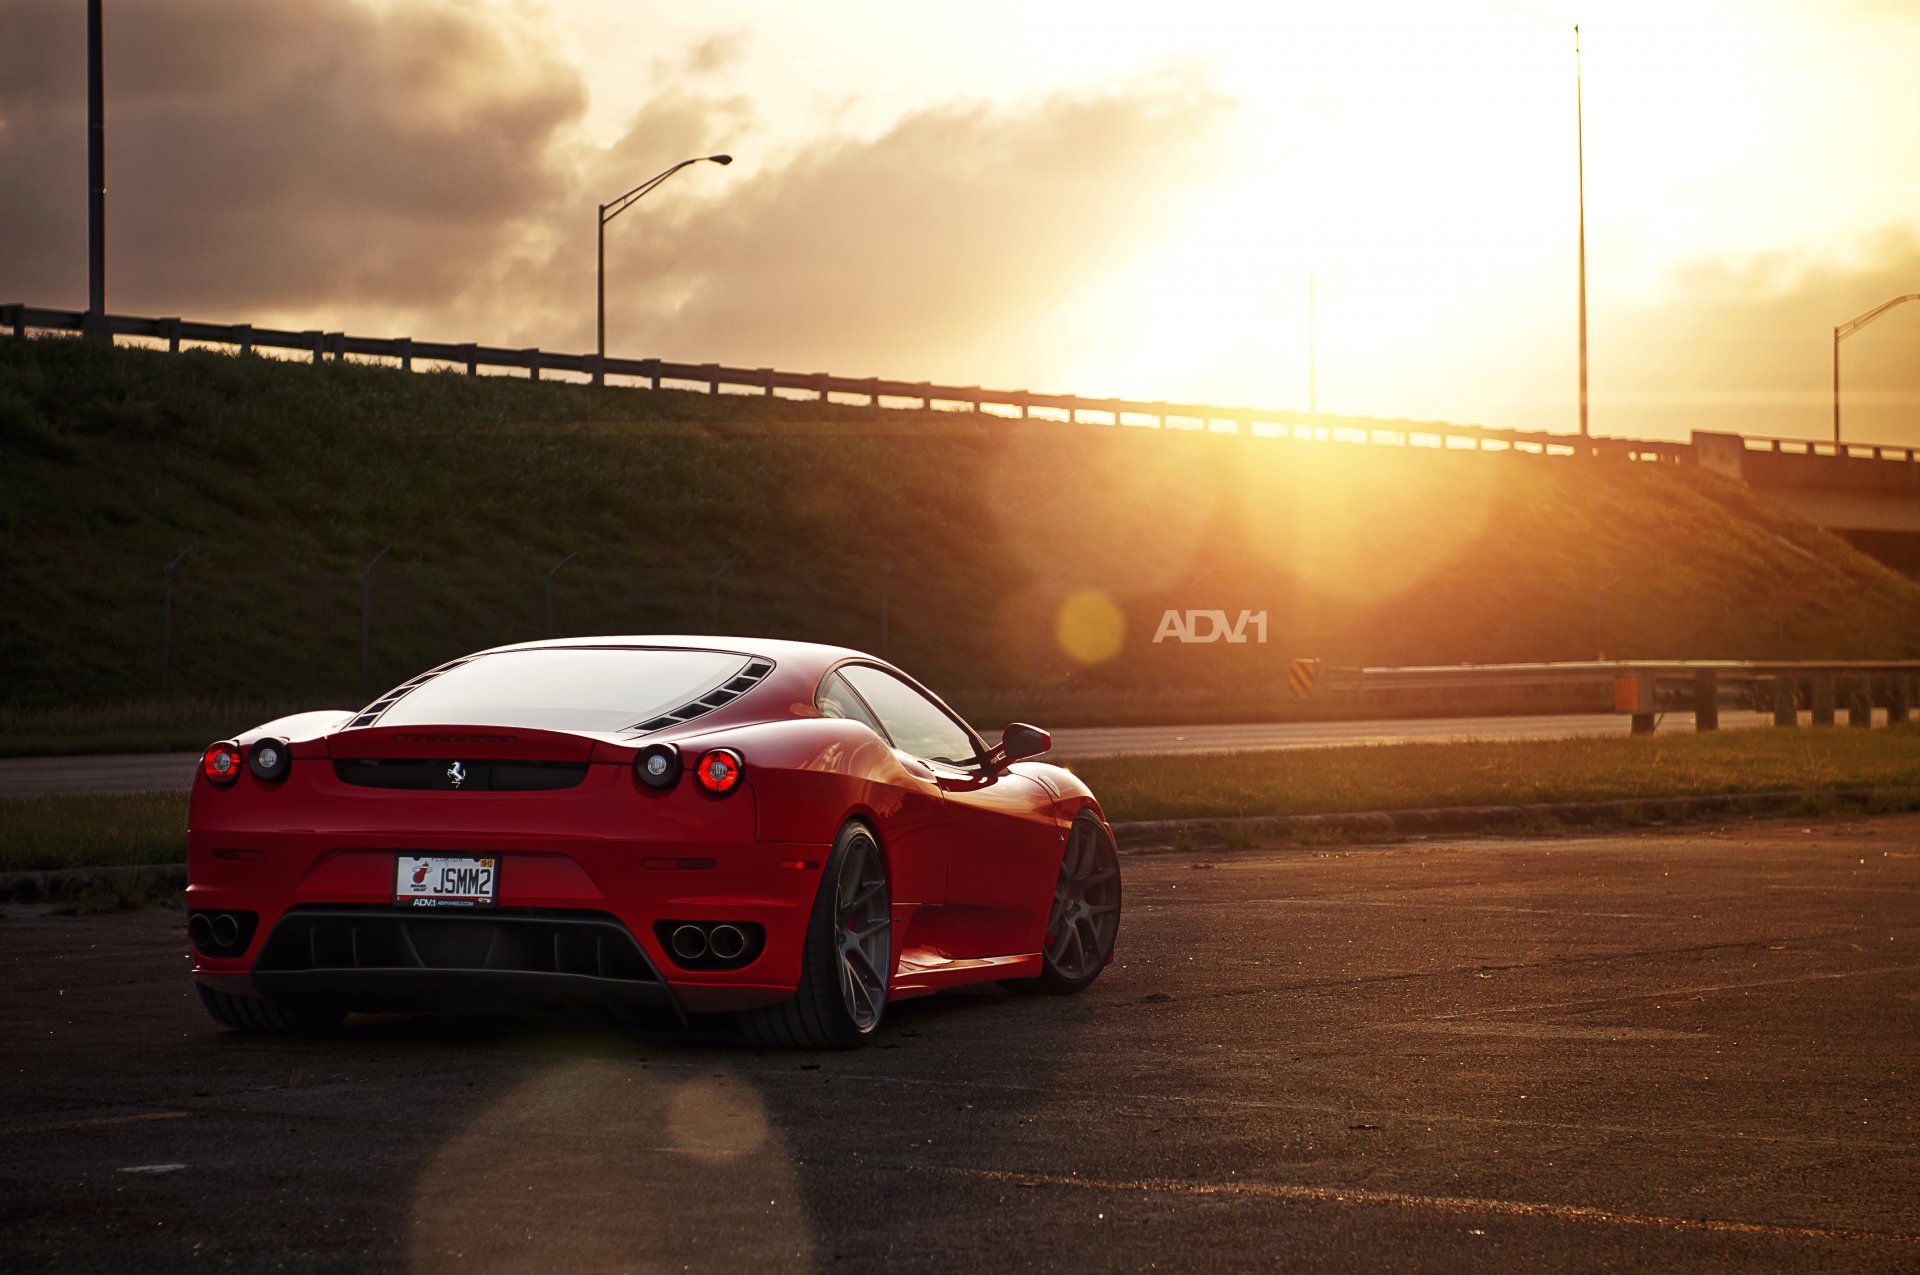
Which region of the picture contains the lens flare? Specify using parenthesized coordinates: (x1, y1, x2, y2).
(1055, 590, 1126, 665)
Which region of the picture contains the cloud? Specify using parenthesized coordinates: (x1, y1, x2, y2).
(1596, 228, 1920, 443)
(589, 74, 1235, 378)
(0, 1, 1232, 390)
(0, 0, 585, 315)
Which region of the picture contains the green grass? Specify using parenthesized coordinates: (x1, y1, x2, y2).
(6, 334, 1920, 753)
(0, 699, 304, 757)
(6, 729, 1920, 876)
(0, 793, 188, 873)
(1070, 724, 1920, 822)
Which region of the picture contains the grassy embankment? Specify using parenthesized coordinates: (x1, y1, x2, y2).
(6, 335, 1920, 754)
(8, 727, 1920, 875)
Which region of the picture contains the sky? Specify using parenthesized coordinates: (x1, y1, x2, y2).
(2, 0, 1918, 443)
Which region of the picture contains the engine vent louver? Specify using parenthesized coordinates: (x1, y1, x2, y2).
(626, 657, 775, 735)
(344, 657, 474, 729)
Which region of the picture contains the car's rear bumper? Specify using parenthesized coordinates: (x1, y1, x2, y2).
(188, 822, 829, 1015)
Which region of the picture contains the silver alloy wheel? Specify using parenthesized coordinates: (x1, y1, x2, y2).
(1045, 818, 1121, 980)
(834, 832, 891, 1032)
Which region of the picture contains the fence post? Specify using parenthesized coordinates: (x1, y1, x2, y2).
(1811, 674, 1836, 726)
(815, 373, 829, 402)
(1772, 676, 1797, 727)
(464, 344, 479, 376)
(235, 324, 253, 356)
(163, 317, 182, 353)
(1890, 675, 1911, 726)
(4, 304, 22, 338)
(307, 330, 324, 365)
(1847, 678, 1872, 728)
(1693, 670, 1719, 731)
(760, 368, 776, 397)
(523, 348, 541, 381)
(705, 363, 722, 395)
(397, 337, 412, 373)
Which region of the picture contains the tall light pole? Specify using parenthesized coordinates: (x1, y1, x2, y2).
(1307, 275, 1317, 417)
(85, 0, 107, 343)
(1574, 23, 1589, 439)
(596, 154, 731, 385)
(1833, 294, 1920, 443)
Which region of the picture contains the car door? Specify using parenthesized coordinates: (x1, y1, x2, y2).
(836, 664, 1061, 959)
(815, 668, 947, 910)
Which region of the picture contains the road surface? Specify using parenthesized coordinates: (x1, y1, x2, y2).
(2, 815, 1916, 1270)
(0, 709, 1819, 798)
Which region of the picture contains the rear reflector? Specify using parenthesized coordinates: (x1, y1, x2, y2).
(202, 743, 243, 785)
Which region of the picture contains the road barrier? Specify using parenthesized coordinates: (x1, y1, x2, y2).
(1287, 658, 1320, 700)
(3, 302, 1693, 459)
(1307, 659, 1920, 734)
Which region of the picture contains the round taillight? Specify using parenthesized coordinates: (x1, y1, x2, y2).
(635, 743, 682, 790)
(202, 742, 243, 785)
(248, 737, 292, 782)
(693, 748, 744, 796)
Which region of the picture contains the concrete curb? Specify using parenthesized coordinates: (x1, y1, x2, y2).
(1110, 786, 1920, 852)
(0, 862, 185, 904)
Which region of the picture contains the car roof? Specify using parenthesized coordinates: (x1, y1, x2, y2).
(468, 635, 872, 679)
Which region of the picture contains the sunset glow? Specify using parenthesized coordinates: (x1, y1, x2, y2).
(4, 0, 1918, 440)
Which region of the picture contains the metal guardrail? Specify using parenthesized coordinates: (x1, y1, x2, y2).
(1741, 435, 1920, 465)
(1304, 658, 1920, 735)
(1, 302, 1692, 460)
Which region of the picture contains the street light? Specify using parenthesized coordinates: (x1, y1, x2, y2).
(595, 154, 732, 385)
(85, 0, 107, 343)
(1574, 23, 1589, 439)
(1832, 293, 1920, 443)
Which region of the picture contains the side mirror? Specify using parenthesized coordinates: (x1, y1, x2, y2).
(990, 722, 1052, 767)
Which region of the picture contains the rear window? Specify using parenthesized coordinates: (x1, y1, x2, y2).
(370, 648, 756, 734)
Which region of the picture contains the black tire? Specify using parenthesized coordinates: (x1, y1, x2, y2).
(1007, 812, 1122, 996)
(196, 983, 345, 1036)
(736, 821, 890, 1050)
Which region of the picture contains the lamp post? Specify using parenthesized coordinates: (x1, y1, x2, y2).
(1833, 294, 1920, 443)
(1307, 275, 1317, 417)
(1574, 23, 1589, 440)
(85, 0, 107, 343)
(595, 154, 732, 385)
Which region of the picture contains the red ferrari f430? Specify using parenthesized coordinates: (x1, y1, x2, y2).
(187, 638, 1121, 1048)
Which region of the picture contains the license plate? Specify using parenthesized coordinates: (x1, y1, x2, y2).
(394, 855, 497, 908)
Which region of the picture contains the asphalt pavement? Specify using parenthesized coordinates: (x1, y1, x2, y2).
(3, 815, 1916, 1271)
(0, 709, 1812, 798)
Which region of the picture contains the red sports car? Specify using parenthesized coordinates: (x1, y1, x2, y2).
(187, 637, 1121, 1048)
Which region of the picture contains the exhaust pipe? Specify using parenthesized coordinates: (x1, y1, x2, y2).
(707, 924, 748, 961)
(670, 924, 708, 961)
(211, 913, 239, 948)
(188, 913, 214, 949)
